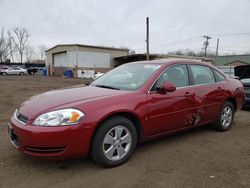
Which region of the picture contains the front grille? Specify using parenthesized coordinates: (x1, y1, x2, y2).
(25, 146, 66, 153)
(15, 110, 28, 124)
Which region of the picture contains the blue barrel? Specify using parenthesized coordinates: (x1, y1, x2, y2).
(42, 67, 47, 76)
(64, 70, 73, 78)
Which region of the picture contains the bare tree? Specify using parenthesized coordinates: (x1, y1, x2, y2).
(25, 45, 34, 63)
(38, 44, 47, 60)
(11, 27, 30, 63)
(129, 49, 136, 55)
(7, 30, 17, 62)
(0, 28, 17, 63)
(0, 28, 10, 62)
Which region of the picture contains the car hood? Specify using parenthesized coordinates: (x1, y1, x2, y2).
(18, 86, 125, 119)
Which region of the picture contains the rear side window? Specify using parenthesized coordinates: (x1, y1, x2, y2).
(214, 70, 225, 82)
(190, 65, 215, 85)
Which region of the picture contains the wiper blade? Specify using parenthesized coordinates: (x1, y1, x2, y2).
(94, 84, 120, 90)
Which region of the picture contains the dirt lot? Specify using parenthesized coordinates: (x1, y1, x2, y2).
(0, 75, 250, 188)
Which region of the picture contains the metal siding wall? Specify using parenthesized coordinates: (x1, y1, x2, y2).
(46, 45, 128, 69)
(217, 55, 250, 66)
(67, 51, 110, 68)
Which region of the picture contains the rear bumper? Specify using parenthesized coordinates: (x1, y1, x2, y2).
(9, 116, 95, 159)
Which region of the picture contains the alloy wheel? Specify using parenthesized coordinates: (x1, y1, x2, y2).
(103, 126, 132, 161)
(221, 106, 233, 128)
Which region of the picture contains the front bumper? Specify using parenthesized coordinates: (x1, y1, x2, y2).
(9, 116, 94, 159)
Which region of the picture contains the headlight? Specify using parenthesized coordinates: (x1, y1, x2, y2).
(33, 108, 84, 126)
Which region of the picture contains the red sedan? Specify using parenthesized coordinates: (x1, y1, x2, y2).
(8, 60, 245, 167)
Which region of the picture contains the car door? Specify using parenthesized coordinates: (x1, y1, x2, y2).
(7, 68, 15, 74)
(13, 68, 21, 74)
(146, 64, 197, 136)
(188, 64, 224, 124)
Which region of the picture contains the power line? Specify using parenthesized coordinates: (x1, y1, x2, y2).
(209, 32, 250, 37)
(134, 32, 250, 54)
(163, 33, 250, 46)
(161, 36, 203, 46)
(158, 32, 250, 47)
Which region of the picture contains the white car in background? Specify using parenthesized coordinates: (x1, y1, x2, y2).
(0, 67, 27, 75)
(93, 72, 104, 80)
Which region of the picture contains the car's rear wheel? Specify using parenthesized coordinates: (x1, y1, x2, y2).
(2, 72, 7, 76)
(20, 72, 24, 75)
(91, 116, 137, 168)
(212, 101, 235, 131)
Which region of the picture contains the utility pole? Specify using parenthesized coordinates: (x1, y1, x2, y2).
(215, 38, 220, 65)
(203, 35, 212, 57)
(146, 17, 149, 60)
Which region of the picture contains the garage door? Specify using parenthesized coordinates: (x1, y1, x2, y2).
(54, 52, 67, 67)
(67, 51, 110, 68)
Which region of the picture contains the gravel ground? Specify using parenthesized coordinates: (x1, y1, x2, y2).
(0, 75, 250, 188)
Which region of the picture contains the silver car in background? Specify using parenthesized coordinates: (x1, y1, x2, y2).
(0, 67, 27, 75)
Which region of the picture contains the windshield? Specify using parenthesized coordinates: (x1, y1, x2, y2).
(91, 63, 161, 91)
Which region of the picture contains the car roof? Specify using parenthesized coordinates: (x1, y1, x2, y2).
(128, 58, 213, 66)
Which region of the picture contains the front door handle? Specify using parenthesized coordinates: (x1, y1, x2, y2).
(184, 92, 193, 97)
(217, 87, 222, 90)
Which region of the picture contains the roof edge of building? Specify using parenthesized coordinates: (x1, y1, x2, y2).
(218, 54, 250, 58)
(45, 44, 129, 52)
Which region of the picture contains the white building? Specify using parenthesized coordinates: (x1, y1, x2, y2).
(45, 44, 129, 76)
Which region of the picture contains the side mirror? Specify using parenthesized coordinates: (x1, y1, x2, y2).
(158, 80, 176, 93)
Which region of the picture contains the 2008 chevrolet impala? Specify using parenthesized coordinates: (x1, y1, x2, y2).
(8, 60, 245, 167)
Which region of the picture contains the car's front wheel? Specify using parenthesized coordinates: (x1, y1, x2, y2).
(20, 72, 24, 75)
(212, 101, 235, 131)
(91, 116, 137, 167)
(2, 72, 7, 76)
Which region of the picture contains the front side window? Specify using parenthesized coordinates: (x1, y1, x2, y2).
(152, 64, 189, 91)
(190, 65, 215, 85)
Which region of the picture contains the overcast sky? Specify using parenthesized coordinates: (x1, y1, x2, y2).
(0, 0, 250, 56)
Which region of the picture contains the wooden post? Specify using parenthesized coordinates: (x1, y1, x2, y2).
(215, 38, 220, 65)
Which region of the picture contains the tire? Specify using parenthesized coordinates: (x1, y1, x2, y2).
(20, 72, 24, 75)
(91, 116, 137, 168)
(211, 101, 235, 131)
(2, 72, 7, 76)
